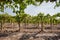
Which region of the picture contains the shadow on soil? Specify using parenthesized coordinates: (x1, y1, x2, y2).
(0, 30, 19, 37)
(19, 33, 60, 40)
(0, 33, 8, 37)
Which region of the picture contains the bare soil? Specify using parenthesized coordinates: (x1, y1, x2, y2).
(0, 23, 60, 40)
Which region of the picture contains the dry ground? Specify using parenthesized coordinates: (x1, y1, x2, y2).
(0, 23, 60, 40)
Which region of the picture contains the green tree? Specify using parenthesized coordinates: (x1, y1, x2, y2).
(37, 13, 45, 32)
(0, 14, 3, 30)
(15, 13, 29, 31)
(45, 14, 51, 24)
(0, 13, 9, 30)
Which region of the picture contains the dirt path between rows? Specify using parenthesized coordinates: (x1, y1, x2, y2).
(0, 32, 60, 40)
(0, 32, 24, 40)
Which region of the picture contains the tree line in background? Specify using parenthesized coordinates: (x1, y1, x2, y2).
(0, 0, 60, 32)
(0, 13, 60, 32)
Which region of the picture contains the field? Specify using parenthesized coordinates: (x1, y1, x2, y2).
(0, 0, 60, 40)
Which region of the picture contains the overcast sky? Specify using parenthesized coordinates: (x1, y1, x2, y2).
(2, 1, 60, 16)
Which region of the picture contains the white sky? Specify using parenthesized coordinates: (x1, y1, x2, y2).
(24, 1, 60, 16)
(1, 1, 60, 16)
